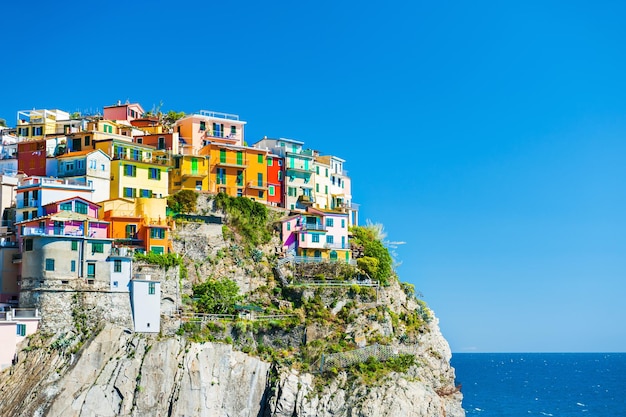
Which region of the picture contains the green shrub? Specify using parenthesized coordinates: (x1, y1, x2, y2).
(193, 278, 242, 314)
(351, 225, 393, 285)
(167, 190, 198, 214)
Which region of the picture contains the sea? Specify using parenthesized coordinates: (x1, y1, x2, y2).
(451, 353, 626, 417)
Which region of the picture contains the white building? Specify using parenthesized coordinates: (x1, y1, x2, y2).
(130, 276, 161, 333)
(56, 149, 111, 203)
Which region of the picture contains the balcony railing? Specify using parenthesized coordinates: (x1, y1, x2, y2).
(0, 308, 41, 321)
(324, 242, 350, 250)
(110, 246, 135, 257)
(299, 222, 326, 232)
(17, 199, 39, 209)
(215, 158, 247, 168)
(285, 148, 315, 157)
(21, 227, 84, 237)
(182, 170, 207, 179)
(197, 110, 240, 121)
(286, 165, 315, 174)
(20, 176, 90, 188)
(246, 181, 269, 190)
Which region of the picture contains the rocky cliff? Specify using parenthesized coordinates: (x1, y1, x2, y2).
(0, 194, 465, 417)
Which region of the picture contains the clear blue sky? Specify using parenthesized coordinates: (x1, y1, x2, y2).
(2, 1, 625, 352)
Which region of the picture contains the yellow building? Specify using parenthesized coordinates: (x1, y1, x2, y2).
(94, 139, 170, 200)
(100, 197, 170, 254)
(16, 109, 81, 139)
(199, 144, 268, 202)
(169, 154, 210, 193)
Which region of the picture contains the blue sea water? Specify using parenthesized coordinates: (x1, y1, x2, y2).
(451, 353, 626, 417)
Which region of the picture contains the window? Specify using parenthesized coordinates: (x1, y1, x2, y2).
(149, 168, 161, 180)
(89, 159, 96, 169)
(230, 126, 237, 135)
(268, 158, 273, 166)
(258, 190, 264, 198)
(216, 168, 226, 184)
(45, 258, 55, 271)
(195, 180, 202, 190)
(199, 121, 206, 131)
(326, 235, 334, 244)
(75, 201, 88, 214)
(301, 233, 305, 241)
(24, 239, 33, 251)
(151, 246, 164, 255)
(92, 242, 104, 253)
(341, 219, 345, 228)
(113, 281, 119, 288)
(286, 222, 291, 231)
(60, 202, 72, 211)
(71, 241, 78, 251)
(278, 159, 283, 166)
(140, 189, 152, 198)
(277, 171, 283, 181)
(316, 184, 319, 193)
(123, 187, 136, 198)
(71, 260, 76, 272)
(124, 164, 137, 177)
(236, 170, 243, 186)
(257, 154, 263, 163)
(325, 185, 328, 194)
(101, 164, 105, 171)
(269, 185, 275, 196)
(237, 189, 243, 197)
(65, 162, 75, 171)
(316, 166, 320, 174)
(18, 127, 29, 136)
(288, 187, 296, 197)
(326, 218, 334, 227)
(114, 260, 122, 273)
(158, 137, 165, 150)
(325, 168, 329, 177)
(84, 135, 91, 146)
(87, 263, 95, 278)
(150, 228, 165, 239)
(149, 282, 156, 295)
(16, 324, 26, 337)
(33, 126, 43, 136)
(312, 234, 320, 243)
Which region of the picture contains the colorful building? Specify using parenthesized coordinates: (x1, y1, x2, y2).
(103, 102, 145, 123)
(253, 138, 315, 210)
(280, 207, 351, 262)
(175, 110, 246, 152)
(15, 109, 79, 139)
(169, 154, 210, 193)
(100, 197, 170, 254)
(0, 308, 41, 370)
(56, 149, 112, 203)
(93, 139, 169, 200)
(15, 176, 95, 223)
(316, 155, 358, 226)
(266, 153, 284, 207)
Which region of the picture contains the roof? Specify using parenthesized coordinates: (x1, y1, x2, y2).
(56, 149, 111, 160)
(44, 196, 101, 207)
(15, 210, 108, 225)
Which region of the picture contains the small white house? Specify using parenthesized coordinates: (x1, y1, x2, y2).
(130, 276, 160, 333)
(109, 247, 133, 292)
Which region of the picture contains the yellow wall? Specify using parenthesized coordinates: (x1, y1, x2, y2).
(169, 155, 210, 193)
(243, 148, 268, 203)
(111, 160, 169, 200)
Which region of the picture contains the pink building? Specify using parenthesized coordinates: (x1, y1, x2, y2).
(0, 308, 40, 370)
(175, 110, 246, 153)
(103, 102, 145, 122)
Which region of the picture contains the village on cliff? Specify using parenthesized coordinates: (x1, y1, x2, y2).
(0, 102, 359, 369)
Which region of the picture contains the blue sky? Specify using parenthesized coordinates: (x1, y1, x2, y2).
(2, 1, 625, 352)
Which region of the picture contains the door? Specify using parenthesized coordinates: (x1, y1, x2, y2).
(236, 151, 243, 166)
(191, 158, 198, 175)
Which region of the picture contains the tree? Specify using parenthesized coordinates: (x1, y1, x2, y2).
(167, 190, 198, 213)
(350, 225, 393, 285)
(193, 278, 242, 314)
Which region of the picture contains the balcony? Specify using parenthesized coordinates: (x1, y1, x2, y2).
(21, 227, 84, 237)
(20, 176, 90, 188)
(246, 181, 269, 190)
(17, 199, 40, 209)
(110, 246, 135, 258)
(214, 157, 247, 168)
(197, 110, 240, 121)
(203, 132, 240, 144)
(324, 242, 350, 250)
(285, 148, 315, 158)
(286, 165, 314, 174)
(182, 170, 207, 179)
(299, 222, 326, 232)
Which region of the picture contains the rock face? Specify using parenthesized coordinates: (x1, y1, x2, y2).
(0, 316, 463, 417)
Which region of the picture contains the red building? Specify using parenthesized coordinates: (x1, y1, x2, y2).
(266, 153, 284, 207)
(17, 140, 47, 176)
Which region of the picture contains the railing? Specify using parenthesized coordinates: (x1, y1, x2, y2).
(110, 247, 135, 257)
(197, 110, 240, 121)
(323, 242, 350, 250)
(286, 164, 315, 173)
(288, 279, 378, 288)
(17, 199, 39, 209)
(300, 222, 326, 231)
(246, 181, 269, 190)
(319, 343, 419, 373)
(21, 227, 84, 237)
(20, 176, 90, 188)
(278, 255, 356, 266)
(285, 148, 315, 157)
(214, 157, 247, 167)
(0, 308, 41, 321)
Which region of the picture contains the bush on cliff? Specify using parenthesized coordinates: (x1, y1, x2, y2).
(193, 278, 242, 315)
(350, 225, 393, 285)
